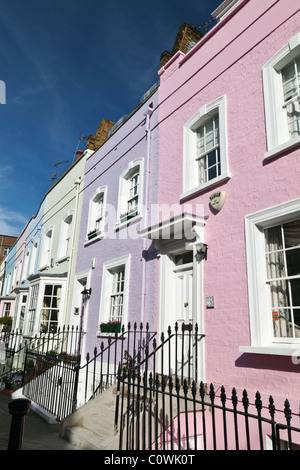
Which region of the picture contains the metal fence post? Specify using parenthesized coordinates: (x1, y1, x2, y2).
(8, 398, 31, 450)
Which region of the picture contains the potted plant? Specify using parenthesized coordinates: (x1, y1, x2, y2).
(59, 352, 78, 362)
(4, 370, 23, 392)
(0, 316, 12, 326)
(99, 320, 122, 333)
(88, 229, 100, 240)
(120, 209, 138, 223)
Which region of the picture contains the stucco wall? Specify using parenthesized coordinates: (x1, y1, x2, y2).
(75, 91, 159, 355)
(157, 0, 300, 405)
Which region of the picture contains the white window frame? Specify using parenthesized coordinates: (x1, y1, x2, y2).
(27, 282, 39, 335)
(40, 283, 62, 334)
(22, 250, 30, 281)
(57, 211, 74, 261)
(116, 159, 144, 228)
(3, 247, 9, 256)
(242, 198, 300, 357)
(39, 226, 54, 270)
(263, 33, 300, 159)
(29, 240, 38, 275)
(86, 186, 107, 243)
(182, 95, 229, 199)
(4, 303, 11, 316)
(98, 254, 130, 333)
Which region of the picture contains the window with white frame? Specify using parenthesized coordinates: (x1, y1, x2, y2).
(87, 187, 106, 240)
(22, 250, 30, 281)
(40, 284, 61, 333)
(58, 212, 74, 259)
(99, 255, 130, 331)
(18, 294, 27, 331)
(265, 220, 300, 339)
(4, 303, 11, 316)
(243, 198, 300, 354)
(110, 269, 125, 323)
(182, 95, 229, 197)
(117, 159, 143, 226)
(263, 33, 300, 159)
(29, 241, 38, 275)
(3, 247, 9, 256)
(39, 227, 53, 269)
(28, 283, 39, 334)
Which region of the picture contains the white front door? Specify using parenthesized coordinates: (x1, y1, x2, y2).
(159, 249, 204, 382)
(173, 264, 194, 380)
(174, 264, 193, 330)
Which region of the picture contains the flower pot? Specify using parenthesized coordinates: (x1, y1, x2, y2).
(88, 231, 100, 240)
(120, 211, 138, 223)
(100, 323, 121, 333)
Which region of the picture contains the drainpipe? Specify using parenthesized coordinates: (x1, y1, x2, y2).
(140, 103, 154, 325)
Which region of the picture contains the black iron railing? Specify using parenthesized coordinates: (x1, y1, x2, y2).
(78, 322, 156, 404)
(115, 367, 300, 451)
(22, 349, 80, 422)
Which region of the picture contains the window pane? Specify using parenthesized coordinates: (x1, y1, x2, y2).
(283, 219, 300, 247)
(270, 280, 289, 309)
(290, 278, 300, 307)
(208, 162, 217, 180)
(282, 62, 297, 102)
(44, 284, 53, 296)
(207, 150, 217, 168)
(293, 309, 300, 337)
(265, 251, 285, 279)
(205, 120, 215, 150)
(198, 157, 207, 184)
(198, 128, 205, 154)
(265, 225, 283, 251)
(286, 248, 300, 276)
(286, 100, 300, 139)
(272, 307, 293, 338)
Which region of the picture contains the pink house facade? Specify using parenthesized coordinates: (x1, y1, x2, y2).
(139, 0, 300, 449)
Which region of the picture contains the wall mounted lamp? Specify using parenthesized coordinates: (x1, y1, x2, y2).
(81, 288, 92, 296)
(196, 243, 208, 260)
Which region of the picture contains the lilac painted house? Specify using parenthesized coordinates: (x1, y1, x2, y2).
(138, 0, 300, 450)
(73, 86, 159, 360)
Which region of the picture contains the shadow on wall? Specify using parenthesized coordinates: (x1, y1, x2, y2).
(235, 352, 300, 373)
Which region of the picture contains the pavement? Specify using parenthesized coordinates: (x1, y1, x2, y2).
(0, 390, 79, 451)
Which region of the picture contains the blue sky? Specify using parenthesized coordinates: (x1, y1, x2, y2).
(0, 0, 221, 236)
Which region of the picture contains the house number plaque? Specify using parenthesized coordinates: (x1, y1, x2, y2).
(209, 191, 226, 212)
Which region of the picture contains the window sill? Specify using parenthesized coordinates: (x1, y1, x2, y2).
(84, 233, 104, 246)
(38, 264, 49, 272)
(56, 255, 69, 264)
(264, 136, 300, 160)
(239, 344, 300, 357)
(115, 214, 142, 231)
(97, 330, 122, 337)
(181, 174, 231, 201)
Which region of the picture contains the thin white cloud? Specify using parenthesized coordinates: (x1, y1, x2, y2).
(0, 206, 27, 237)
(10, 84, 52, 105)
(0, 165, 13, 179)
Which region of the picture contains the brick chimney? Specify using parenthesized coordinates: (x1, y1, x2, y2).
(86, 118, 115, 151)
(160, 23, 203, 67)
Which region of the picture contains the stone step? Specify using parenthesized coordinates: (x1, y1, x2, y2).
(65, 426, 104, 450)
(60, 386, 119, 450)
(81, 413, 115, 439)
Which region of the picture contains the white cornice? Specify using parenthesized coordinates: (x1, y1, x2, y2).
(212, 0, 242, 21)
